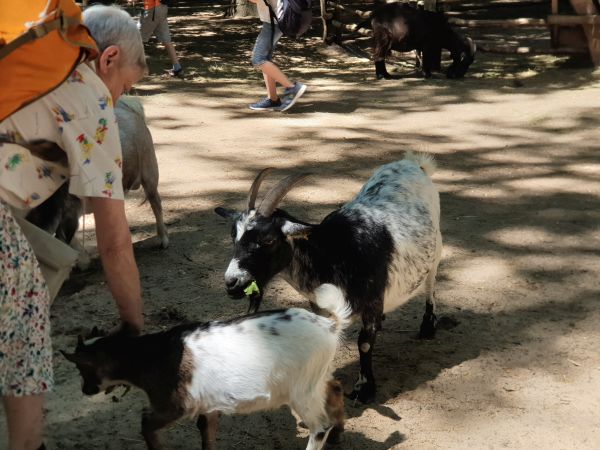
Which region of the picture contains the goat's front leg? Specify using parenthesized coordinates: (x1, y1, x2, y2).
(349, 320, 378, 403)
(420, 46, 440, 78)
(375, 59, 400, 80)
(141, 408, 181, 450)
(196, 412, 219, 450)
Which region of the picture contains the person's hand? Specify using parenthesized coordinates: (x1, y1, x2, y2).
(110, 320, 142, 337)
(89, 197, 144, 338)
(120, 316, 143, 335)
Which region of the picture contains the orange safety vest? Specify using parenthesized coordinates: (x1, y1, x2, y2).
(0, 0, 98, 122)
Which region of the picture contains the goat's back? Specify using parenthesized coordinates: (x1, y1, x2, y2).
(333, 153, 440, 312)
(114, 97, 156, 192)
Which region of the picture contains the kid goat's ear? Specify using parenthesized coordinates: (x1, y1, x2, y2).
(281, 220, 312, 239)
(214, 207, 239, 220)
(76, 335, 85, 351)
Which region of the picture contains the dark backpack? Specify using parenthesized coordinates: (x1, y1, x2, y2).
(263, 0, 311, 39)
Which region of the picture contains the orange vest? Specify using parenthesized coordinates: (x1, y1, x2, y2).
(0, 0, 98, 122)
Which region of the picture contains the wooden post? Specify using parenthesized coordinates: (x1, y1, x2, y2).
(569, 0, 600, 65)
(321, 0, 328, 42)
(551, 0, 559, 46)
(332, 0, 341, 44)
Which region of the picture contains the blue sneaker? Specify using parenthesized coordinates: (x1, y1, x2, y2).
(279, 82, 307, 112)
(249, 97, 282, 111)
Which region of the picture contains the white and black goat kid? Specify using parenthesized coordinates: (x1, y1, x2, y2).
(215, 152, 442, 403)
(62, 284, 349, 450)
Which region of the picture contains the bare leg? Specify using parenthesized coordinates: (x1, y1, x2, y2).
(260, 61, 293, 89)
(262, 73, 279, 101)
(164, 42, 179, 66)
(3, 394, 44, 450)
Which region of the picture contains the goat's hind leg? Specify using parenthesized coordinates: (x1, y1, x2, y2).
(196, 412, 219, 450)
(419, 234, 441, 339)
(143, 183, 169, 249)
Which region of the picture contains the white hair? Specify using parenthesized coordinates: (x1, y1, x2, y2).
(83, 4, 147, 72)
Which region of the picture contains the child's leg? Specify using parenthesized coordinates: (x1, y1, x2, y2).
(252, 23, 293, 99)
(165, 42, 180, 67)
(262, 72, 278, 100)
(261, 62, 293, 91)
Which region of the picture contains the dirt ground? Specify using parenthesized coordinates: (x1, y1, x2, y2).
(2, 5, 600, 450)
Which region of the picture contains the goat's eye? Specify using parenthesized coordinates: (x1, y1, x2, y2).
(262, 238, 275, 246)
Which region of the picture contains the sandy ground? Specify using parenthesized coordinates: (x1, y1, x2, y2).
(2, 6, 600, 450)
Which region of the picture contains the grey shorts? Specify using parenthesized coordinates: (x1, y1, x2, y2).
(251, 22, 283, 66)
(139, 4, 172, 44)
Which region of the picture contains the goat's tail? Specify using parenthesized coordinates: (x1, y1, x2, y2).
(404, 151, 437, 176)
(314, 284, 352, 334)
(117, 95, 146, 119)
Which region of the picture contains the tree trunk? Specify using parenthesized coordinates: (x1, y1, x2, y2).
(227, 0, 258, 18)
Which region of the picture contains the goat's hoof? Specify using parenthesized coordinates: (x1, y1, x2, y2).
(347, 384, 376, 404)
(419, 313, 437, 339)
(159, 236, 169, 249)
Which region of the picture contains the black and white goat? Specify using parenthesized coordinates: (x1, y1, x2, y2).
(366, 2, 476, 79)
(215, 152, 442, 403)
(62, 284, 349, 450)
(26, 96, 169, 256)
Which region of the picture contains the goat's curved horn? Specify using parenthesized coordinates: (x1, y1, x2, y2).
(247, 168, 274, 212)
(257, 173, 310, 217)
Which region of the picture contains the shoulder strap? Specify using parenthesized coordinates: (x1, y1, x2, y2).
(0, 0, 98, 121)
(0, 15, 91, 60)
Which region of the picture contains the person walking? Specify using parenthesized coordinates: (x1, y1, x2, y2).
(248, 0, 307, 112)
(137, 0, 183, 78)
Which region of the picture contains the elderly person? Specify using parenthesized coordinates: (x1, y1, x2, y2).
(0, 5, 147, 449)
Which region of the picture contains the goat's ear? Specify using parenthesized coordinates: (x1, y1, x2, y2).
(281, 220, 312, 239)
(214, 207, 239, 221)
(88, 326, 107, 339)
(76, 335, 85, 351)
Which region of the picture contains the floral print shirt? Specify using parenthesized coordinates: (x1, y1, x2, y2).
(0, 63, 124, 210)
